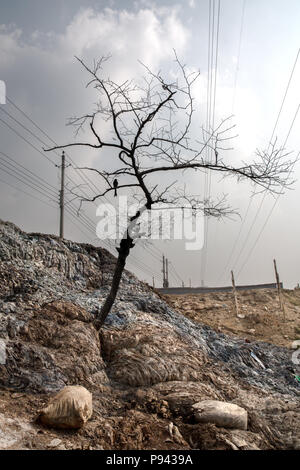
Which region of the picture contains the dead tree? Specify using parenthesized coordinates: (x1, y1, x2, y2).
(45, 53, 297, 329)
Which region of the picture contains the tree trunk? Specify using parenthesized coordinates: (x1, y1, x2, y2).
(95, 205, 150, 330)
(94, 236, 133, 329)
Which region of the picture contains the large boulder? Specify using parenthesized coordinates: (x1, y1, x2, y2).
(192, 400, 248, 430)
(38, 385, 93, 429)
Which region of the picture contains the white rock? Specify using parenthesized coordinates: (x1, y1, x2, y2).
(47, 438, 62, 448)
(192, 400, 248, 430)
(0, 339, 6, 365)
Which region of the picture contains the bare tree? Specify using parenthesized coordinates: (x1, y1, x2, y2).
(45, 53, 297, 329)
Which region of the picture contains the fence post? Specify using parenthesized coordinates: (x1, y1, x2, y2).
(231, 270, 239, 316)
(273, 259, 285, 321)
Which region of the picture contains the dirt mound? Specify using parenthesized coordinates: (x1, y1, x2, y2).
(163, 289, 300, 348)
(0, 219, 299, 450)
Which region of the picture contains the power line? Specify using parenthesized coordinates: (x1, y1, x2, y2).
(0, 116, 57, 166)
(4, 97, 105, 206)
(6, 95, 119, 226)
(0, 176, 58, 210)
(232, 0, 246, 113)
(236, 104, 300, 277)
(0, 150, 58, 198)
(169, 261, 183, 285)
(217, 196, 251, 283)
(0, 161, 57, 202)
(212, 0, 221, 131)
(3, 97, 113, 211)
(6, 96, 114, 206)
(7, 97, 62, 148)
(0, 107, 58, 153)
(201, 0, 213, 286)
(0, 161, 58, 203)
(235, 102, 300, 275)
(219, 45, 300, 282)
(4, 177, 160, 284)
(215, 0, 247, 284)
(1, 97, 176, 282)
(66, 200, 163, 280)
(202, 0, 221, 286)
(0, 104, 116, 255)
(268, 47, 300, 148)
(0, 152, 160, 282)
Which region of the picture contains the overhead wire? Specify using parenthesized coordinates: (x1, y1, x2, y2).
(1, 97, 181, 284)
(0, 151, 58, 199)
(201, 0, 221, 286)
(236, 103, 300, 277)
(0, 176, 58, 210)
(219, 45, 300, 283)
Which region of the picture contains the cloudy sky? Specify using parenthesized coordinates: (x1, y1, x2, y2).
(1, 0, 300, 288)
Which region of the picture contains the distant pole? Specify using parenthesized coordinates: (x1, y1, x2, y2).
(162, 255, 166, 287)
(59, 151, 65, 238)
(231, 270, 239, 316)
(182, 281, 184, 288)
(189, 278, 191, 288)
(273, 259, 285, 320)
(152, 276, 155, 288)
(166, 258, 169, 288)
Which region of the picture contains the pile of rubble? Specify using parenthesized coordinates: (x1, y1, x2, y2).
(0, 220, 299, 450)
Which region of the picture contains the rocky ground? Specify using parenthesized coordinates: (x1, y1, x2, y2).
(0, 219, 299, 450)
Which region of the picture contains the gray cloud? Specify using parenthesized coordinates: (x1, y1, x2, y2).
(0, 1, 299, 289)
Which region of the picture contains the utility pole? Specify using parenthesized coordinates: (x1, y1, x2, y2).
(59, 151, 65, 238)
(166, 258, 169, 288)
(162, 255, 166, 287)
(152, 276, 155, 289)
(189, 278, 191, 288)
